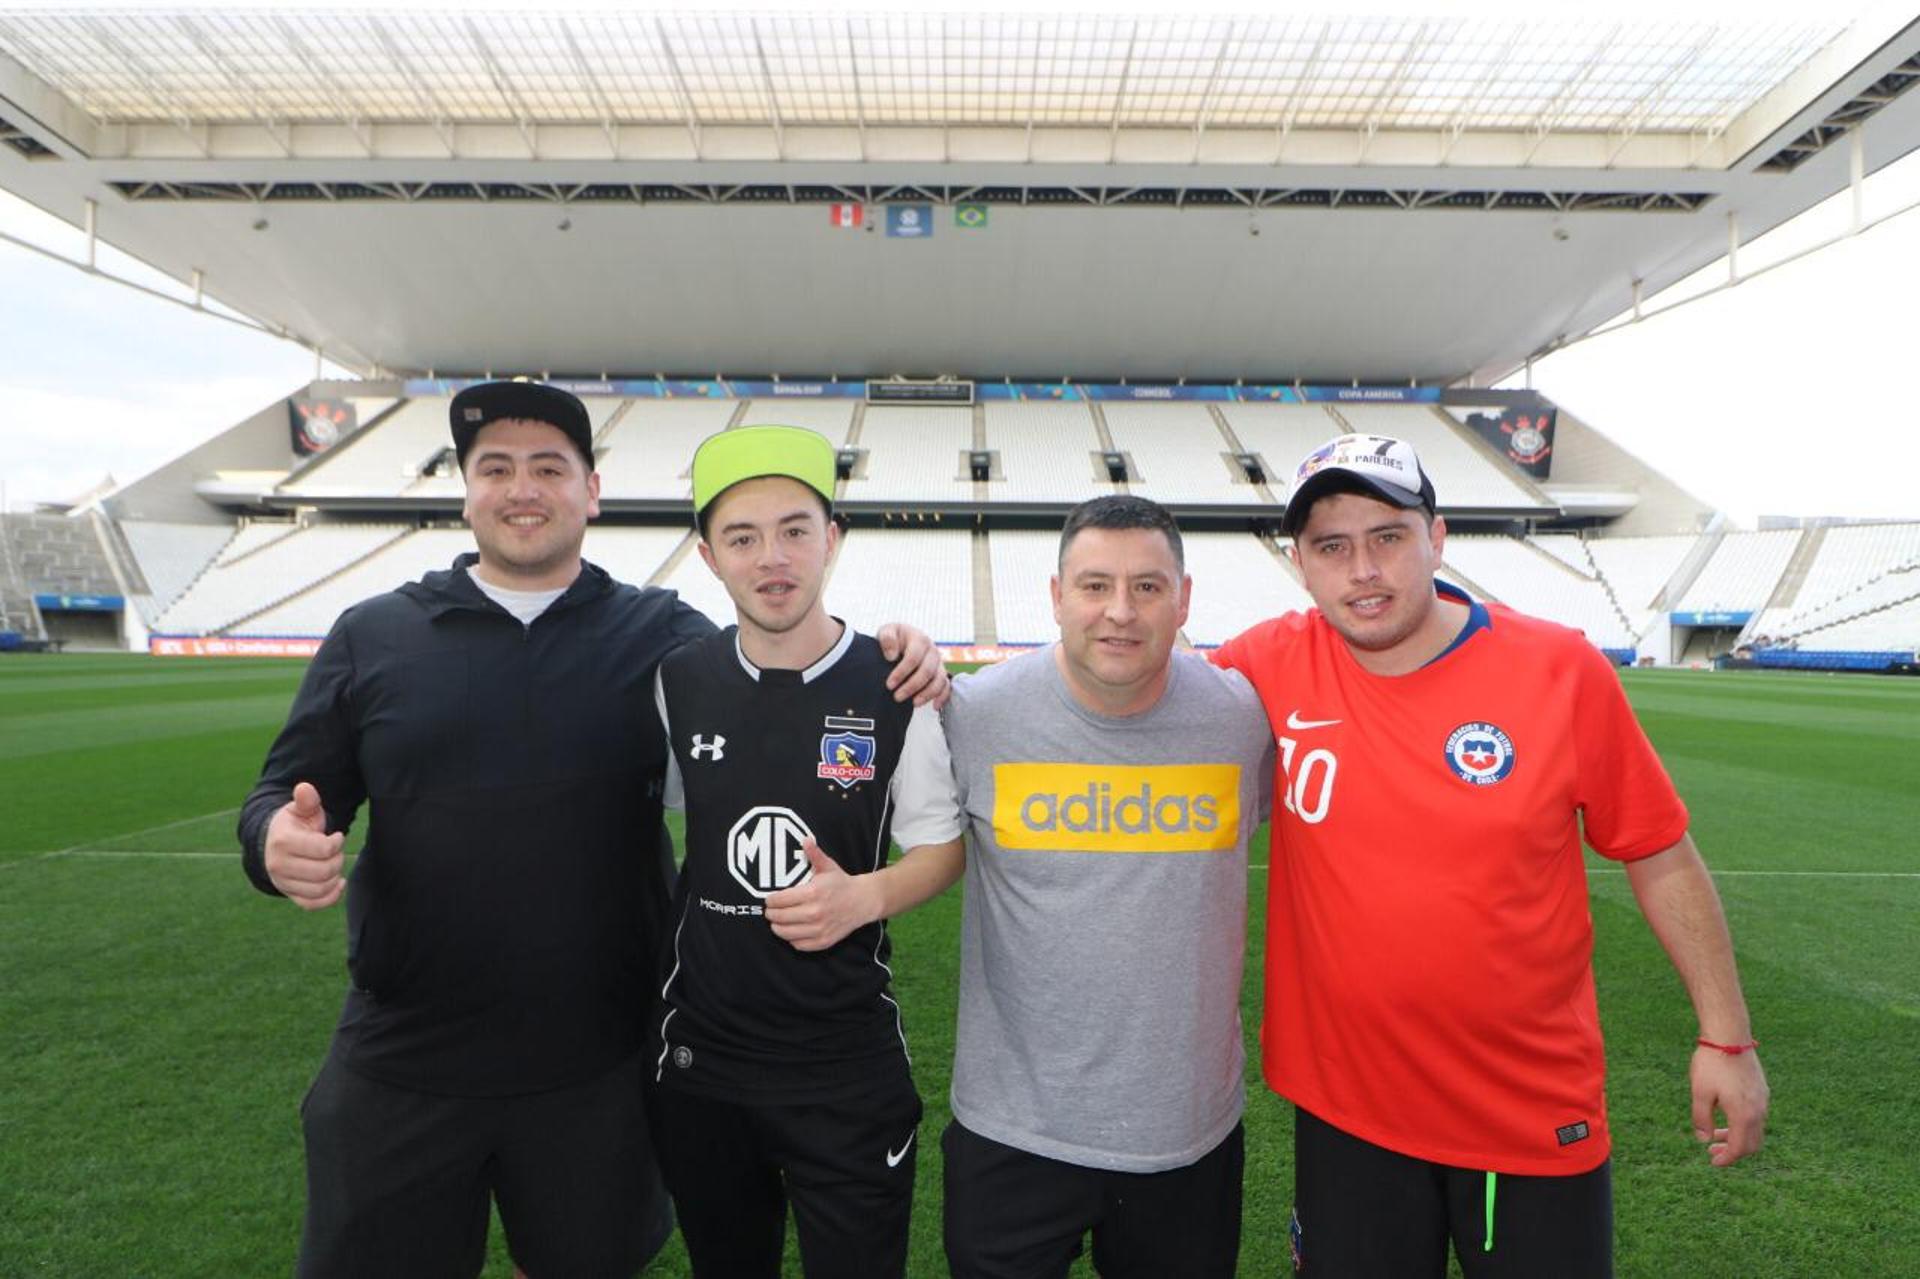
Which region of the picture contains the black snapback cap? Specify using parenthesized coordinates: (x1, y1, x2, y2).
(449, 380, 595, 468)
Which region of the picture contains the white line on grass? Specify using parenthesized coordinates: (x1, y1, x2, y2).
(1587, 868, 1920, 879)
(1245, 864, 1919, 878)
(57, 850, 235, 860)
(0, 807, 242, 870)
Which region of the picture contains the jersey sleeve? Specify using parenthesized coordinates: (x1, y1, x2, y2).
(1210, 626, 1251, 675)
(653, 666, 685, 811)
(1571, 643, 1690, 861)
(888, 703, 966, 850)
(238, 614, 367, 896)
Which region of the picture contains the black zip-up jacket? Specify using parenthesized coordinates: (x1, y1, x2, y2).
(239, 554, 714, 1096)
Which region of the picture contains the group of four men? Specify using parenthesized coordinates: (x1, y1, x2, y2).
(241, 381, 1768, 1277)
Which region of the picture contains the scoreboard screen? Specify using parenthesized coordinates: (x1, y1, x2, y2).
(866, 380, 975, 405)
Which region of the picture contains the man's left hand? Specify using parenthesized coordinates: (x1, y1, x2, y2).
(876, 623, 950, 707)
(1690, 1046, 1770, 1166)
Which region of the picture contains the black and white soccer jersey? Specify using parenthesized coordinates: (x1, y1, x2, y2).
(653, 624, 954, 1105)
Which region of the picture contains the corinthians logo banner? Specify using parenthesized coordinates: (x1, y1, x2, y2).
(991, 763, 1241, 853)
(289, 397, 356, 457)
(1462, 406, 1556, 478)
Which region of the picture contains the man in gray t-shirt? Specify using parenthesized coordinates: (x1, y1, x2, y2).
(900, 495, 1272, 1278)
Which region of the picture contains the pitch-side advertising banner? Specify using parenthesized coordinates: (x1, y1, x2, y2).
(150, 636, 324, 658)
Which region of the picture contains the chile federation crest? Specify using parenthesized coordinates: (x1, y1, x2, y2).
(1444, 721, 1516, 786)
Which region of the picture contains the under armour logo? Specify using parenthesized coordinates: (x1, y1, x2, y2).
(690, 734, 726, 761)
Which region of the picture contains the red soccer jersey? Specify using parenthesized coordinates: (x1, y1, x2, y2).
(1214, 592, 1688, 1174)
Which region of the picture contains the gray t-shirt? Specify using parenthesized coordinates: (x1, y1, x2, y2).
(926, 647, 1273, 1173)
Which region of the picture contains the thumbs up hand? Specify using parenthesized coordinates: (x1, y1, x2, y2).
(264, 781, 347, 911)
(765, 839, 880, 952)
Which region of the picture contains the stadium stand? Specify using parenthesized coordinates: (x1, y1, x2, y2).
(1218, 402, 1349, 492)
(1527, 533, 1595, 576)
(1767, 567, 1920, 645)
(0, 518, 39, 638)
(982, 402, 1110, 503)
(61, 379, 1920, 668)
(843, 406, 975, 503)
(227, 525, 692, 636)
(232, 528, 475, 637)
(829, 527, 974, 644)
(280, 399, 448, 498)
(0, 513, 132, 648)
(1182, 532, 1312, 646)
(1443, 534, 1636, 651)
(1581, 534, 1699, 637)
(580, 526, 694, 590)
(1100, 402, 1245, 505)
(215, 520, 302, 566)
(987, 530, 1065, 645)
(1671, 528, 1801, 615)
(1332, 404, 1546, 510)
(119, 521, 233, 623)
(1748, 522, 1920, 640)
(737, 398, 858, 444)
(154, 522, 407, 636)
(1788, 579, 1920, 654)
(595, 400, 738, 501)
(655, 534, 742, 628)
(2, 512, 120, 597)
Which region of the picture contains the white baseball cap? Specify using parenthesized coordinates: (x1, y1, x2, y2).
(1282, 433, 1438, 534)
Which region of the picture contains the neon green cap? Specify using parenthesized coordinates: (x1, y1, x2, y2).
(691, 424, 838, 517)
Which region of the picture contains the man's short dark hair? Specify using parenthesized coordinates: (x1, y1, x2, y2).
(1058, 494, 1184, 572)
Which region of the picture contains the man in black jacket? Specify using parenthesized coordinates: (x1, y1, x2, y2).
(238, 381, 945, 1279)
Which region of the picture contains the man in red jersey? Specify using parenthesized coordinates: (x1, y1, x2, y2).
(1213, 432, 1769, 1278)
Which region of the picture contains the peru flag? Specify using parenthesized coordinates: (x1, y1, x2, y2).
(829, 203, 863, 228)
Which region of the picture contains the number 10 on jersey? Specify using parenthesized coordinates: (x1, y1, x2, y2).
(1278, 736, 1337, 825)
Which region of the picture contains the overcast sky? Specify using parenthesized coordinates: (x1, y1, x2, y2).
(2, 146, 1918, 525)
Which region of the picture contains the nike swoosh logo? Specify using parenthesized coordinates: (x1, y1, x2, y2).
(886, 1131, 916, 1168)
(1285, 712, 1342, 730)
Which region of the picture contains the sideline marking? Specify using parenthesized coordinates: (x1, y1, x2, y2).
(1245, 864, 1918, 878)
(0, 807, 243, 870)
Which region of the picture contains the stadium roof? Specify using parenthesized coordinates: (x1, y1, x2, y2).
(0, 9, 1869, 144)
(2, 5, 1919, 383)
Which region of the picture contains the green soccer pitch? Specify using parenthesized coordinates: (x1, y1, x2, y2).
(2, 655, 1916, 1277)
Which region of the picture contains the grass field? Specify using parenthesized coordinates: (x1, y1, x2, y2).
(2, 654, 1916, 1277)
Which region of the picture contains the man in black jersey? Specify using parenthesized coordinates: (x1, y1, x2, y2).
(652, 424, 967, 1279)
(239, 385, 949, 1279)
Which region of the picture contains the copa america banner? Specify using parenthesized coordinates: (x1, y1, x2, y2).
(1462, 406, 1557, 478)
(1300, 386, 1442, 404)
(289, 397, 355, 457)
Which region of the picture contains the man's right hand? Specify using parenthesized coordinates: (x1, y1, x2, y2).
(264, 781, 346, 910)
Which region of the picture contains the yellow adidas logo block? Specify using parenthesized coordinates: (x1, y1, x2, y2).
(992, 763, 1241, 853)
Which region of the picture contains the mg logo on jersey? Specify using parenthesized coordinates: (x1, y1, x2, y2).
(1444, 721, 1516, 785)
(727, 806, 817, 898)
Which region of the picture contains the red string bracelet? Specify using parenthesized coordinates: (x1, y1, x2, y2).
(1696, 1037, 1760, 1055)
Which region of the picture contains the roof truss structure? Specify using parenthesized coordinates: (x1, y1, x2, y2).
(0, 9, 1884, 169)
